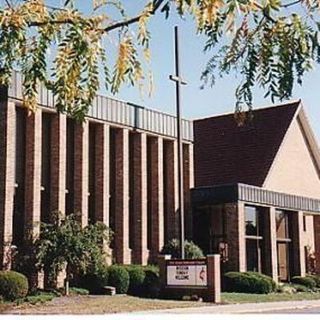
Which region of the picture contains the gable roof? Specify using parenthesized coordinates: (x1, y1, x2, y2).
(194, 100, 305, 187)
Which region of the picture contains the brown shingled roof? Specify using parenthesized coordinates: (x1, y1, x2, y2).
(194, 101, 301, 187)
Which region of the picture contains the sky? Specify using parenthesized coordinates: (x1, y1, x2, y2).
(5, 1, 320, 139)
(88, 1, 320, 140)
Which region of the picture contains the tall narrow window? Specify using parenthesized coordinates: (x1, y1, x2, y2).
(146, 137, 152, 250)
(13, 107, 26, 247)
(128, 133, 135, 250)
(109, 127, 116, 248)
(41, 113, 52, 223)
(303, 214, 307, 232)
(88, 123, 96, 224)
(65, 119, 75, 215)
(275, 210, 291, 282)
(162, 140, 169, 244)
(245, 206, 263, 273)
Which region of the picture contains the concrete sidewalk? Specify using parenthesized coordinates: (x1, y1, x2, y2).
(135, 299, 320, 314)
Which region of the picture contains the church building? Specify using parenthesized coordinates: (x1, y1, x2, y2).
(192, 101, 320, 281)
(1, 72, 320, 284)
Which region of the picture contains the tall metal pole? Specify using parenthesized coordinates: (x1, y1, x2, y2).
(169, 26, 187, 259)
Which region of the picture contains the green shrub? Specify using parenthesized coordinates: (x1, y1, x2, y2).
(69, 287, 89, 295)
(224, 272, 274, 294)
(124, 265, 145, 296)
(108, 265, 129, 294)
(291, 276, 317, 289)
(277, 284, 296, 294)
(292, 284, 311, 292)
(244, 272, 277, 292)
(79, 265, 109, 294)
(0, 271, 29, 301)
(22, 292, 56, 305)
(143, 265, 159, 275)
(138, 266, 161, 298)
(161, 239, 204, 259)
(306, 275, 320, 287)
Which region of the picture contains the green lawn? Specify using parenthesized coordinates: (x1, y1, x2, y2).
(2, 292, 320, 314)
(221, 292, 320, 304)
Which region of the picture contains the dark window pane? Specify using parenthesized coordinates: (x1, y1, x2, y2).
(276, 210, 289, 239)
(245, 206, 257, 236)
(246, 239, 261, 272)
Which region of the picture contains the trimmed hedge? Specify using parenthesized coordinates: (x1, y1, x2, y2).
(141, 266, 161, 298)
(0, 271, 29, 301)
(292, 284, 311, 292)
(69, 287, 89, 296)
(108, 265, 130, 294)
(244, 272, 277, 292)
(306, 275, 320, 287)
(124, 265, 146, 296)
(224, 271, 275, 294)
(291, 276, 317, 289)
(78, 265, 109, 294)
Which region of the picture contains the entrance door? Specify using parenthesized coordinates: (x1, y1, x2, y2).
(277, 242, 290, 282)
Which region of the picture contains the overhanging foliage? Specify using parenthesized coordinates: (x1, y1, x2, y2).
(1, 0, 320, 120)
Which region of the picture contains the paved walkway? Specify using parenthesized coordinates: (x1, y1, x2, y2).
(135, 299, 320, 314)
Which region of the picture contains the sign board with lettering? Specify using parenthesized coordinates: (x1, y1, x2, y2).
(158, 255, 221, 303)
(166, 260, 207, 287)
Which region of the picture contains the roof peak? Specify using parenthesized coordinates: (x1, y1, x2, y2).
(194, 99, 301, 122)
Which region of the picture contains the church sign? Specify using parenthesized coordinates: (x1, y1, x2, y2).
(158, 254, 221, 303)
(166, 260, 207, 286)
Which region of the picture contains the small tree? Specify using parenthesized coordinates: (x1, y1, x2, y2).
(35, 212, 112, 295)
(161, 238, 204, 259)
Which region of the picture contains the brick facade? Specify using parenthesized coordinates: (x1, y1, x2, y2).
(0, 94, 193, 281)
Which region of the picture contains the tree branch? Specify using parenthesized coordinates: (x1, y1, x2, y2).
(281, 0, 302, 8)
(103, 0, 165, 32)
(27, 0, 166, 33)
(5, 0, 12, 8)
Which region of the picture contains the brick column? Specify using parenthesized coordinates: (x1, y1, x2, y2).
(237, 202, 246, 271)
(132, 133, 149, 265)
(183, 143, 194, 239)
(150, 137, 164, 261)
(207, 254, 221, 303)
(73, 121, 89, 227)
(163, 140, 179, 241)
(24, 110, 42, 241)
(50, 114, 66, 215)
(114, 128, 131, 264)
(263, 207, 278, 281)
(0, 100, 15, 269)
(292, 211, 306, 277)
(225, 202, 246, 272)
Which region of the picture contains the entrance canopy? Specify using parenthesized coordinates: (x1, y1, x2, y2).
(191, 183, 320, 214)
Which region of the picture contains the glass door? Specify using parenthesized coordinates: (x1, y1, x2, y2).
(277, 242, 290, 282)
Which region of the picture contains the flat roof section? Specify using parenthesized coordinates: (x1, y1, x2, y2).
(191, 183, 320, 214)
(7, 71, 193, 142)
